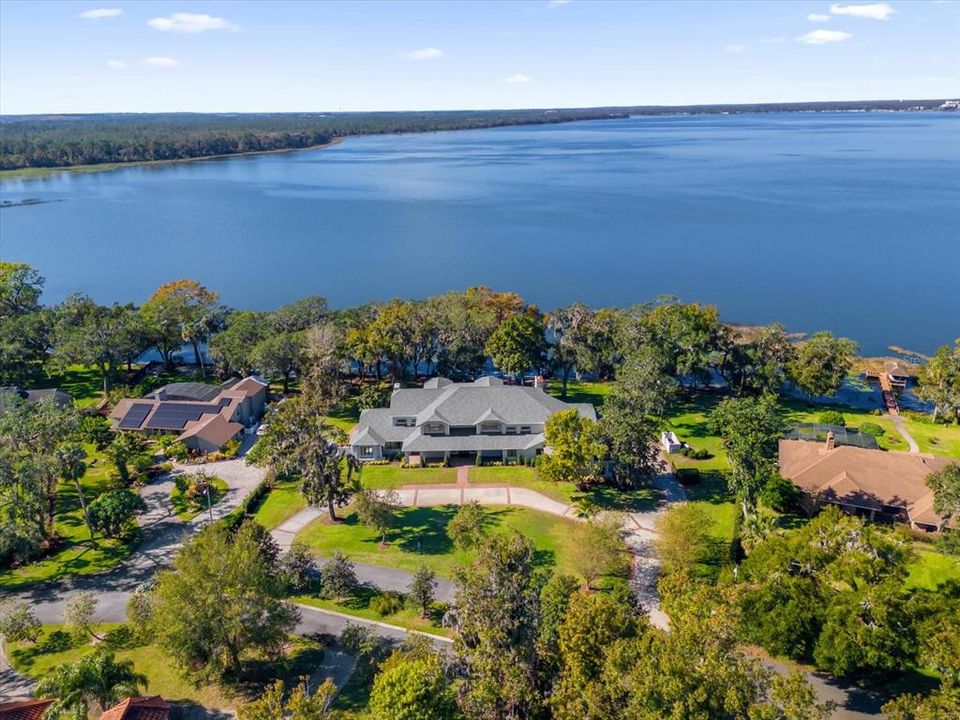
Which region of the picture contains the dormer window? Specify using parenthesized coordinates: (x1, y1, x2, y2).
(480, 422, 501, 434)
(425, 422, 445, 434)
(393, 417, 414, 427)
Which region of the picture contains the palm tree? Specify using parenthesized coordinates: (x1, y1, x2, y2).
(36, 650, 147, 719)
(56, 443, 95, 548)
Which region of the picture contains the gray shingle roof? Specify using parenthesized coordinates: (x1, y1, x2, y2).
(350, 377, 596, 452)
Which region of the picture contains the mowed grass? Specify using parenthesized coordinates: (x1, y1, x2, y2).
(469, 465, 659, 512)
(252, 479, 308, 530)
(20, 364, 108, 408)
(905, 547, 960, 591)
(296, 504, 583, 580)
(683, 472, 739, 564)
(358, 463, 456, 489)
(664, 394, 730, 472)
(9, 625, 326, 711)
(293, 593, 453, 638)
(548, 379, 611, 408)
(0, 444, 137, 590)
(901, 417, 960, 459)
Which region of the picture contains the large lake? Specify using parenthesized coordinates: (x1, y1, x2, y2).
(1, 112, 958, 355)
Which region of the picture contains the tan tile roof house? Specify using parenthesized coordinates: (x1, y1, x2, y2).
(109, 376, 268, 453)
(0, 700, 54, 720)
(99, 696, 171, 720)
(779, 437, 953, 531)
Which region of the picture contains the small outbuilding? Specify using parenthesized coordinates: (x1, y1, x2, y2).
(661, 431, 683, 454)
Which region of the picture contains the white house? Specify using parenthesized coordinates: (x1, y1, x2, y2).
(349, 376, 597, 464)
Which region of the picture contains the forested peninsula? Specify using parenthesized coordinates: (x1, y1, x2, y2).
(0, 98, 949, 173)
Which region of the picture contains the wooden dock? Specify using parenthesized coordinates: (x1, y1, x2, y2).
(866, 371, 899, 416)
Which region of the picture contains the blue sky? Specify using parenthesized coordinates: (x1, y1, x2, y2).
(1, 1, 958, 114)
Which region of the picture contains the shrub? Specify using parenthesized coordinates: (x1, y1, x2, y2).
(320, 552, 358, 600)
(173, 474, 191, 494)
(688, 448, 712, 460)
(281, 541, 317, 593)
(760, 474, 802, 513)
(936, 530, 960, 557)
(819, 410, 846, 427)
(371, 591, 405, 617)
(165, 442, 190, 461)
(858, 422, 885, 438)
(221, 438, 241, 458)
(88, 489, 147, 538)
(676, 468, 700, 485)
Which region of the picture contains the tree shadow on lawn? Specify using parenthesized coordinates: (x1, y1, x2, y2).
(574, 485, 659, 513)
(387, 506, 458, 556)
(11, 630, 75, 671)
(683, 472, 731, 504)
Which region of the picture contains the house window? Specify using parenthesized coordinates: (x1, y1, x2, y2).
(506, 449, 518, 459)
(426, 422, 445, 434)
(393, 417, 413, 427)
(505, 426, 517, 434)
(360, 446, 375, 457)
(385, 442, 402, 450)
(481, 422, 500, 434)
(520, 426, 531, 434)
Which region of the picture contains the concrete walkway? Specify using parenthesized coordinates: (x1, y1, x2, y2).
(888, 414, 920, 454)
(269, 472, 685, 630)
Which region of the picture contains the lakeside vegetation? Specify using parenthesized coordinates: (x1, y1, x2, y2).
(2, 99, 949, 176)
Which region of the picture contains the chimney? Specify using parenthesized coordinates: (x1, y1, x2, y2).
(825, 431, 836, 451)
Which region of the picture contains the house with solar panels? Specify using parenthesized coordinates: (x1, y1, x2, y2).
(349, 376, 597, 464)
(109, 376, 268, 454)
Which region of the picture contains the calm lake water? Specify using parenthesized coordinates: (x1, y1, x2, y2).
(1, 112, 958, 355)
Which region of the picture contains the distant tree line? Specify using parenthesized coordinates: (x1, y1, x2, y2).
(0, 98, 948, 171)
(0, 108, 628, 170)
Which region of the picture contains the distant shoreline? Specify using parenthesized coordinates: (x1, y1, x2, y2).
(1, 98, 953, 183)
(0, 137, 344, 183)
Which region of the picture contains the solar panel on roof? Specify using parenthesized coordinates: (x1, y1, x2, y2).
(118, 403, 152, 430)
(144, 401, 222, 430)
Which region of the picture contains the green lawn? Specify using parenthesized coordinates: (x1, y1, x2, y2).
(170, 476, 228, 522)
(296, 504, 584, 580)
(294, 592, 452, 638)
(325, 401, 362, 435)
(358, 463, 457, 489)
(905, 547, 960, 591)
(548, 379, 611, 407)
(19, 364, 108, 408)
(0, 444, 138, 590)
(683, 472, 739, 569)
(468, 465, 658, 512)
(253, 479, 308, 530)
(8, 624, 326, 711)
(901, 417, 960, 459)
(664, 395, 730, 472)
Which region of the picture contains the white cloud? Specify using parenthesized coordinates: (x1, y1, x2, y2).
(725, 44, 745, 53)
(761, 37, 787, 44)
(402, 47, 444, 60)
(503, 73, 533, 83)
(548, 0, 572, 6)
(808, 13, 831, 22)
(830, 3, 895, 20)
(142, 56, 181, 68)
(797, 29, 852, 44)
(79, 8, 122, 19)
(106, 59, 127, 69)
(148, 13, 239, 33)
